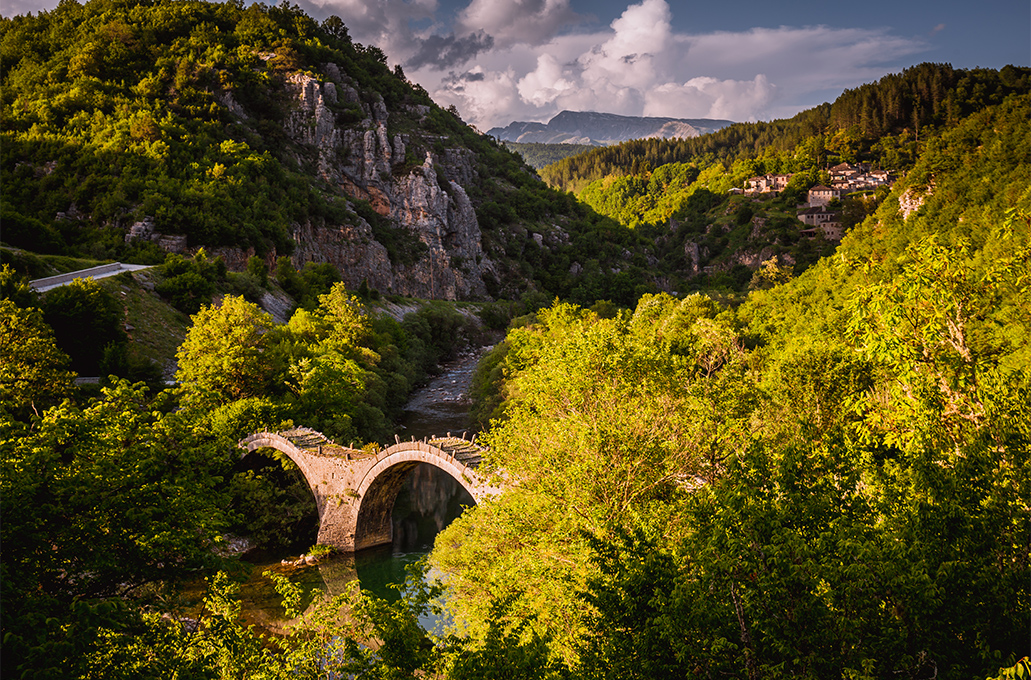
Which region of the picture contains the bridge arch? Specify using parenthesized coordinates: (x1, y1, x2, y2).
(237, 431, 333, 519)
(352, 442, 488, 550)
(239, 429, 498, 552)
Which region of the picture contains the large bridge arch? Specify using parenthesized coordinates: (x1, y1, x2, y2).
(239, 429, 499, 552)
(351, 441, 492, 551)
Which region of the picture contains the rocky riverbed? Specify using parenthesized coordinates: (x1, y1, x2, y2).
(398, 345, 492, 441)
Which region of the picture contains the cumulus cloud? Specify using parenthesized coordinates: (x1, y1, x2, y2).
(456, 0, 583, 48)
(577, 0, 672, 91)
(437, 67, 526, 126)
(644, 75, 775, 120)
(231, 0, 929, 130)
(517, 53, 580, 107)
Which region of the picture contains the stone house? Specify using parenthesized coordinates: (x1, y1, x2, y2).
(807, 185, 842, 206)
(797, 205, 840, 227)
(745, 173, 794, 194)
(798, 204, 844, 241)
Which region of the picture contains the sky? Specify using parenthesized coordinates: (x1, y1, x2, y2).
(3, 0, 1029, 130)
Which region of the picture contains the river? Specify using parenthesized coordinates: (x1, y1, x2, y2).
(210, 345, 490, 633)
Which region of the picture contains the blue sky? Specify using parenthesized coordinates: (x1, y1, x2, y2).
(3, 0, 1028, 129)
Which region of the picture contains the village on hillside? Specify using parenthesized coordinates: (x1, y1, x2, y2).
(738, 162, 896, 241)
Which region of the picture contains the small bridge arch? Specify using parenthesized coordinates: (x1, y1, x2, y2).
(239, 428, 499, 552)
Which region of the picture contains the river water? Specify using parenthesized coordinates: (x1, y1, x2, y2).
(216, 346, 489, 633)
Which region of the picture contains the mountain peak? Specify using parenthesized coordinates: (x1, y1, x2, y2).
(488, 111, 734, 146)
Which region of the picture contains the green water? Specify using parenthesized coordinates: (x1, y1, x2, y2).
(213, 463, 473, 634)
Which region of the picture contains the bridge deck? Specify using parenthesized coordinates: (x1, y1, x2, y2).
(273, 427, 484, 467)
(424, 436, 483, 468)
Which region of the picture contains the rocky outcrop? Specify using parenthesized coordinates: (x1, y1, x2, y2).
(290, 217, 394, 291)
(277, 67, 493, 300)
(684, 240, 703, 276)
(125, 216, 189, 254)
(899, 186, 931, 220)
(731, 247, 791, 269)
(260, 288, 296, 325)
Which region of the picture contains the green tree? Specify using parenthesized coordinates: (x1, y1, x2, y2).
(848, 230, 1031, 450)
(0, 264, 37, 307)
(434, 300, 757, 662)
(0, 298, 75, 418)
(1, 380, 229, 679)
(40, 278, 126, 374)
(176, 295, 281, 411)
(748, 256, 794, 291)
(247, 255, 269, 287)
(315, 282, 372, 351)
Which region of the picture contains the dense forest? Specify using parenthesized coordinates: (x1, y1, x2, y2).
(503, 141, 600, 170)
(1, 0, 1029, 677)
(442, 90, 1031, 676)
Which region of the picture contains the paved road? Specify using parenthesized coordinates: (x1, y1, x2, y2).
(30, 262, 154, 293)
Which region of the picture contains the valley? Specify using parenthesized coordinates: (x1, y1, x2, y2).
(1, 1, 1028, 678)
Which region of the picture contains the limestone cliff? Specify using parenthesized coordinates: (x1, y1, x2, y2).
(278, 68, 494, 300)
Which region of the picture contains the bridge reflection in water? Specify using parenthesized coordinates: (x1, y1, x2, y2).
(392, 462, 475, 552)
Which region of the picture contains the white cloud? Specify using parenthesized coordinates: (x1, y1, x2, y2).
(456, 0, 582, 48)
(435, 67, 527, 128)
(577, 0, 672, 91)
(517, 53, 579, 107)
(418, 4, 926, 130)
(644, 75, 775, 121)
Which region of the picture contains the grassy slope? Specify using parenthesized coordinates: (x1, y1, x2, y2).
(96, 270, 192, 379)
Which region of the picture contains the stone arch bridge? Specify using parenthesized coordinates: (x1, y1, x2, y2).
(239, 428, 500, 552)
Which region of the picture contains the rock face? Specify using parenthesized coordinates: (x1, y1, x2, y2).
(277, 69, 493, 300)
(899, 186, 931, 220)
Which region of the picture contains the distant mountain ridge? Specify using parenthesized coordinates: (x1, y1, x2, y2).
(488, 111, 735, 146)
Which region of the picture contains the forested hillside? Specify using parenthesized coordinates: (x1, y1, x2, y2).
(532, 64, 1029, 293)
(541, 63, 1029, 193)
(504, 141, 599, 170)
(0, 0, 646, 303)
